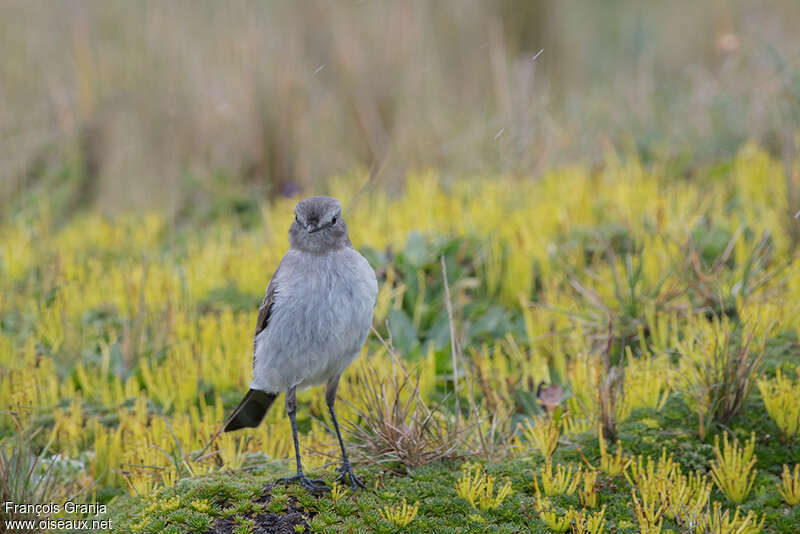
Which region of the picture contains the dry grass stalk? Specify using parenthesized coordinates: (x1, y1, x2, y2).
(443, 255, 516, 461)
(680, 319, 763, 438)
(597, 319, 623, 442)
(441, 255, 461, 428)
(0, 432, 63, 529)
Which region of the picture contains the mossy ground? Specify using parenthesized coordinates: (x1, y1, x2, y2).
(113, 357, 800, 534)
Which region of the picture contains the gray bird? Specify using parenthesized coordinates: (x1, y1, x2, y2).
(223, 196, 377, 493)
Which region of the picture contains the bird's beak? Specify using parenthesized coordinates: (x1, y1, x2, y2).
(306, 223, 320, 233)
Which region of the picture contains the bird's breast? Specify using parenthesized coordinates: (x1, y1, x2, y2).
(270, 249, 376, 352)
(251, 248, 377, 391)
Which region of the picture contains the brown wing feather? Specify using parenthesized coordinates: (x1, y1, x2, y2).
(253, 265, 279, 366)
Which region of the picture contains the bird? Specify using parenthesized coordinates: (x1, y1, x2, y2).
(536, 382, 564, 415)
(223, 195, 378, 493)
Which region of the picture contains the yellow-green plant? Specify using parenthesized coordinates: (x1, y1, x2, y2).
(578, 470, 599, 508)
(533, 460, 580, 496)
(378, 498, 419, 528)
(631, 488, 663, 534)
(520, 413, 563, 462)
(617, 347, 671, 420)
(535, 498, 573, 532)
(709, 432, 757, 504)
(624, 449, 676, 501)
(571, 506, 606, 534)
(215, 433, 248, 471)
(598, 427, 630, 476)
(467, 513, 486, 524)
(624, 449, 714, 529)
(701, 501, 765, 534)
(3, 145, 800, 516)
(663, 469, 711, 525)
(625, 448, 679, 484)
(329, 482, 348, 502)
(159, 495, 181, 512)
(758, 369, 800, 438)
(454, 462, 484, 508)
(190, 499, 210, 513)
(778, 464, 800, 506)
(454, 463, 513, 511)
(563, 355, 597, 437)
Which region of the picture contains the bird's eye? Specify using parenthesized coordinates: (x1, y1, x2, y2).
(331, 215, 337, 224)
(295, 215, 300, 224)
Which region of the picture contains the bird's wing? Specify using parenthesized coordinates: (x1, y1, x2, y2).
(253, 264, 280, 364)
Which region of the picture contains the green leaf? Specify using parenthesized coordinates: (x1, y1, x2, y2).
(387, 309, 419, 356)
(403, 232, 429, 267)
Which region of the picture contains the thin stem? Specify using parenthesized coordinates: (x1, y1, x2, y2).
(441, 255, 461, 429)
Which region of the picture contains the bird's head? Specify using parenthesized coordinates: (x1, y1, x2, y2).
(289, 196, 351, 253)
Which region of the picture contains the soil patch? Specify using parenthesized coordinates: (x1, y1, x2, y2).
(206, 483, 314, 534)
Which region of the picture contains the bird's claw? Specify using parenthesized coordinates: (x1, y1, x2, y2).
(335, 461, 366, 490)
(277, 473, 330, 494)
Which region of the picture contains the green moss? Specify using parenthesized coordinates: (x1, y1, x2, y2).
(114, 383, 800, 533)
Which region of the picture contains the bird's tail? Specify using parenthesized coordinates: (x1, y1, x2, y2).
(223, 389, 278, 432)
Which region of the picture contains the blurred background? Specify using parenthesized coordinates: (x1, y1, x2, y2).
(2, 0, 799, 217)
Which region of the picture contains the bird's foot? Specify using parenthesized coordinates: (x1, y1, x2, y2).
(335, 460, 366, 490)
(277, 472, 330, 494)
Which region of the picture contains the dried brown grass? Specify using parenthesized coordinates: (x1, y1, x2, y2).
(344, 358, 464, 474)
(2, 1, 800, 214)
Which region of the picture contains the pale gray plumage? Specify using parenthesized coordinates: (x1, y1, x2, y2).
(250, 247, 376, 393)
(224, 195, 377, 493)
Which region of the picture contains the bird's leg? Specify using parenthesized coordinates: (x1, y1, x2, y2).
(277, 386, 329, 494)
(326, 376, 365, 489)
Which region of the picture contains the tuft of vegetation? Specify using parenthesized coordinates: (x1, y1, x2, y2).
(454, 463, 513, 512)
(704, 500, 765, 534)
(533, 460, 579, 497)
(344, 358, 462, 474)
(577, 470, 599, 509)
(779, 464, 800, 506)
(631, 488, 664, 534)
(0, 435, 62, 529)
(571, 506, 606, 534)
(378, 498, 419, 528)
(758, 368, 800, 438)
(596, 428, 630, 477)
(678, 317, 764, 438)
(535, 498, 573, 532)
(519, 412, 563, 462)
(709, 432, 758, 504)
